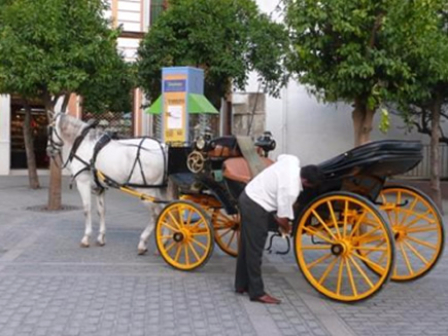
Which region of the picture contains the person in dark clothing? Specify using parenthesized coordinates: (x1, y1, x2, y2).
(235, 155, 323, 304)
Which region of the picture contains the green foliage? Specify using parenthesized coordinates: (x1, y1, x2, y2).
(0, 0, 133, 113)
(379, 108, 390, 133)
(394, 0, 448, 124)
(137, 0, 288, 106)
(80, 53, 136, 114)
(284, 0, 440, 111)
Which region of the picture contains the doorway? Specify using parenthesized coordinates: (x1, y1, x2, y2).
(10, 104, 49, 169)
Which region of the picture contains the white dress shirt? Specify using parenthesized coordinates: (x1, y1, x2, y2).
(245, 154, 302, 220)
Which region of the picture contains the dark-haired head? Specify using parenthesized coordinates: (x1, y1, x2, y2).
(300, 165, 324, 188)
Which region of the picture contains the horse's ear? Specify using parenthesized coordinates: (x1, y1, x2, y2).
(47, 110, 55, 120)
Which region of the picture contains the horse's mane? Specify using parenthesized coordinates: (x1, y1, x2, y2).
(58, 113, 104, 143)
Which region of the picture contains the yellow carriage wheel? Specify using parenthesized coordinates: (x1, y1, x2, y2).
(294, 192, 394, 302)
(378, 185, 445, 282)
(212, 209, 240, 257)
(155, 201, 214, 271)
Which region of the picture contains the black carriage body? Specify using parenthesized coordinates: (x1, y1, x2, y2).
(167, 141, 240, 215)
(293, 140, 423, 229)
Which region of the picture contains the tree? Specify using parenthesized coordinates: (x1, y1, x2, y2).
(80, 57, 135, 115)
(137, 0, 288, 111)
(284, 0, 432, 146)
(0, 0, 132, 209)
(391, 0, 448, 211)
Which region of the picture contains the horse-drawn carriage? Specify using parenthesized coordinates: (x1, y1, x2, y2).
(47, 113, 445, 303)
(152, 133, 445, 302)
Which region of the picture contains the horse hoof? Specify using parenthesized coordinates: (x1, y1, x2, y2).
(96, 241, 106, 247)
(80, 242, 90, 248)
(138, 248, 148, 255)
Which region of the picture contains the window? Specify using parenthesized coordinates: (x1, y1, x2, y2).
(150, 0, 166, 26)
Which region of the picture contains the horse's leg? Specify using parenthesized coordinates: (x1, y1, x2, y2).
(76, 175, 93, 247)
(137, 202, 162, 255)
(96, 190, 106, 246)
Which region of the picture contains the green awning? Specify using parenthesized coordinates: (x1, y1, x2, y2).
(188, 93, 219, 114)
(145, 96, 162, 115)
(145, 93, 219, 115)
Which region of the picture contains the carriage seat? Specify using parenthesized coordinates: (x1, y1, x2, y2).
(207, 136, 242, 159)
(223, 157, 274, 184)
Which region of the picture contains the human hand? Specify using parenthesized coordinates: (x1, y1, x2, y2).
(275, 216, 291, 235)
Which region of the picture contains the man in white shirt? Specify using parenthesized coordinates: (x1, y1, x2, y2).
(235, 155, 323, 304)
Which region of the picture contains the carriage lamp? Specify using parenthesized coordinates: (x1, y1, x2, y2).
(196, 136, 206, 151)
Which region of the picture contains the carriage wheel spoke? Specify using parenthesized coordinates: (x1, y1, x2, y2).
(161, 221, 179, 232)
(174, 244, 183, 262)
(400, 243, 414, 276)
(349, 211, 367, 238)
(385, 209, 393, 226)
(312, 210, 338, 241)
(342, 201, 349, 237)
(345, 258, 358, 297)
(226, 230, 237, 249)
(318, 257, 338, 284)
(307, 253, 332, 270)
(403, 240, 428, 265)
(165, 241, 177, 253)
(178, 206, 185, 225)
(394, 191, 401, 226)
(405, 211, 434, 228)
(362, 220, 381, 227)
(407, 236, 437, 250)
(190, 219, 205, 230)
(301, 245, 332, 250)
(188, 242, 201, 261)
(167, 211, 182, 229)
(218, 227, 232, 239)
(191, 232, 209, 236)
(356, 246, 387, 252)
(191, 238, 207, 250)
(303, 226, 335, 244)
(399, 197, 418, 226)
(184, 244, 190, 266)
(356, 226, 381, 242)
(336, 258, 344, 295)
(349, 255, 374, 289)
(327, 201, 341, 239)
(185, 208, 193, 226)
(353, 252, 385, 274)
(406, 226, 438, 234)
(358, 235, 386, 245)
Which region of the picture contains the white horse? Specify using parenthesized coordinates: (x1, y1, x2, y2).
(46, 112, 167, 254)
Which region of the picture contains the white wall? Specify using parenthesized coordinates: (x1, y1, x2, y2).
(0, 95, 11, 175)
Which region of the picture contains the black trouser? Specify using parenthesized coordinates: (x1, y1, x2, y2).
(235, 190, 270, 299)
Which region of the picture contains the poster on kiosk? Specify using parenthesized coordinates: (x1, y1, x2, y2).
(164, 67, 209, 144)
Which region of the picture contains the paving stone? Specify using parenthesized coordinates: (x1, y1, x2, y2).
(0, 176, 447, 336)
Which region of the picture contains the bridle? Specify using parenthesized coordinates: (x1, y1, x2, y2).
(47, 114, 65, 166)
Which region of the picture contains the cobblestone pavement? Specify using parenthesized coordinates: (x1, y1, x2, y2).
(0, 176, 447, 336)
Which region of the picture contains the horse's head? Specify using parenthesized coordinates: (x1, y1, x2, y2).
(46, 113, 64, 159)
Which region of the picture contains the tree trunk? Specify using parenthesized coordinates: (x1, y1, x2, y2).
(429, 96, 443, 213)
(23, 104, 40, 189)
(352, 99, 375, 147)
(45, 95, 62, 210)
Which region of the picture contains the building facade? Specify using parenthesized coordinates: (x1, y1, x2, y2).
(0, 0, 164, 175)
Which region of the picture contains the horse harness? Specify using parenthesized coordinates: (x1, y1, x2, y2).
(65, 123, 167, 192)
